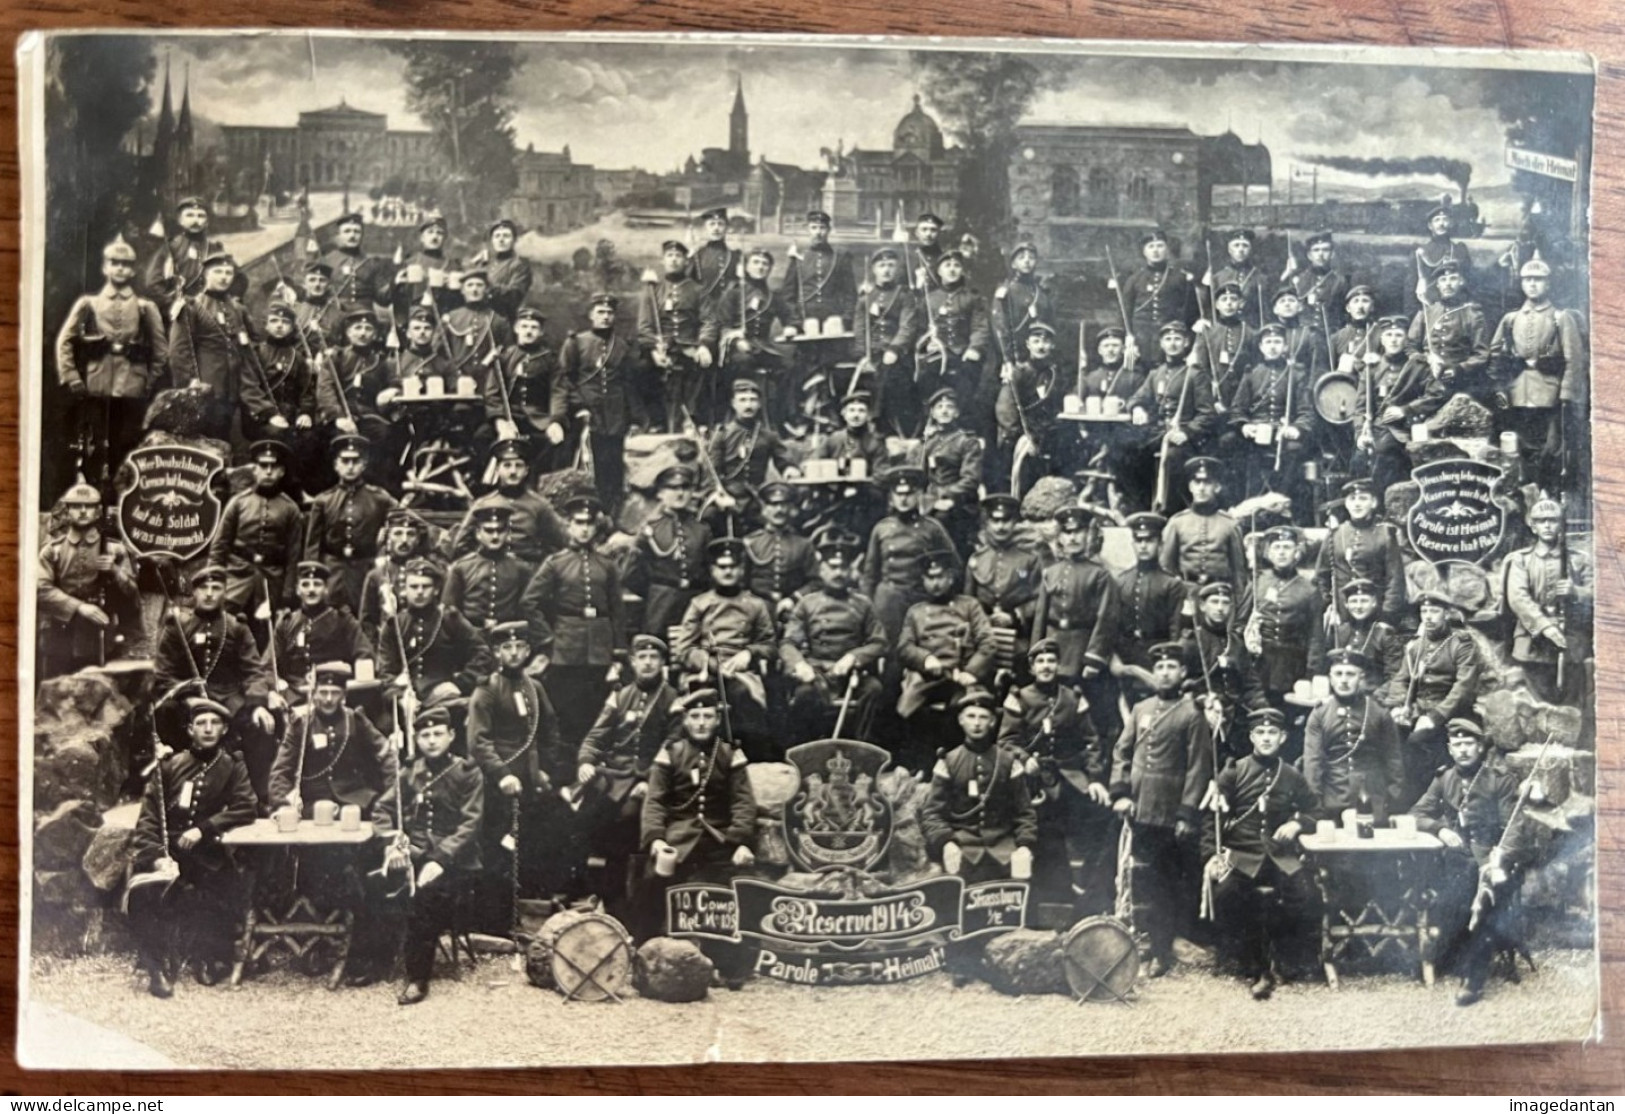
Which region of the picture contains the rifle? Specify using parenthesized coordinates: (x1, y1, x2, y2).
(1104, 245, 1135, 364)
(1151, 359, 1192, 514)
(1468, 732, 1555, 932)
(912, 245, 949, 386)
(1274, 353, 1294, 474)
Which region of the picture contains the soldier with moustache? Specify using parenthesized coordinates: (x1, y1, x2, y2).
(998, 638, 1114, 916)
(303, 434, 400, 615)
(1236, 525, 1323, 755)
(378, 557, 495, 708)
(852, 247, 920, 429)
(442, 270, 515, 391)
(1110, 513, 1190, 708)
(37, 483, 141, 679)
(716, 248, 797, 429)
(1490, 256, 1589, 492)
(1302, 647, 1403, 823)
(1284, 231, 1350, 334)
(1229, 322, 1317, 516)
(1033, 506, 1122, 738)
(780, 530, 888, 744)
(209, 440, 303, 624)
(916, 387, 984, 557)
(292, 262, 347, 350)
(480, 219, 533, 323)
(994, 321, 1067, 495)
(1206, 228, 1267, 323)
(576, 633, 682, 920)
(1264, 287, 1330, 380)
(687, 207, 742, 321)
(144, 196, 241, 311)
(908, 212, 947, 292)
(1189, 281, 1255, 432)
(1356, 314, 1445, 495)
(1413, 204, 1476, 309)
(241, 304, 319, 478)
(1069, 325, 1145, 480)
(272, 562, 372, 701)
(783, 210, 858, 333)
(320, 211, 394, 312)
(318, 310, 403, 477)
(125, 696, 258, 998)
(443, 504, 534, 633)
(918, 250, 991, 445)
(446, 438, 568, 567)
(1159, 457, 1247, 594)
(482, 308, 560, 460)
(1127, 321, 1218, 511)
(392, 213, 463, 321)
(673, 537, 778, 758)
(466, 621, 570, 920)
(1406, 259, 1491, 401)
(965, 494, 1043, 670)
(1183, 580, 1267, 763)
(1503, 496, 1592, 705)
(1382, 590, 1485, 808)
(1309, 578, 1405, 689)
(706, 379, 797, 525)
(862, 466, 958, 642)
(1114, 229, 1199, 361)
(1316, 477, 1407, 626)
(168, 250, 257, 441)
(554, 293, 643, 512)
(639, 240, 718, 433)
(632, 464, 712, 637)
(1330, 285, 1381, 380)
(896, 549, 1000, 768)
(991, 241, 1053, 369)
(742, 483, 819, 616)
(268, 661, 397, 820)
(359, 507, 439, 651)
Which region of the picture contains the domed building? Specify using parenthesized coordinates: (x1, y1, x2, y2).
(819, 95, 964, 229)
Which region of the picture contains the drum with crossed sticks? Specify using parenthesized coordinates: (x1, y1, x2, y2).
(525, 909, 636, 1003)
(1061, 915, 1138, 1004)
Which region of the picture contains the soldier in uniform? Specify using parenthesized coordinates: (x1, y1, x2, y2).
(467, 621, 568, 923)
(1331, 285, 1380, 380)
(1208, 228, 1267, 326)
(318, 309, 403, 482)
(390, 306, 452, 397)
(1183, 581, 1267, 763)
(268, 661, 397, 819)
(1237, 525, 1322, 755)
(1358, 313, 1445, 495)
(446, 438, 567, 567)
(303, 434, 400, 615)
(443, 504, 534, 633)
(481, 219, 533, 323)
(998, 638, 1113, 916)
(125, 696, 257, 997)
(991, 241, 1053, 371)
(782, 210, 858, 335)
(554, 293, 642, 512)
(1413, 204, 1476, 310)
(1127, 321, 1217, 512)
(440, 270, 513, 390)
(1490, 256, 1589, 491)
(632, 464, 712, 638)
(320, 211, 394, 312)
(716, 248, 796, 429)
(686, 207, 741, 322)
(1229, 322, 1317, 516)
(639, 688, 758, 984)
(144, 195, 238, 311)
(368, 705, 484, 1006)
(1033, 506, 1121, 735)
(1070, 325, 1146, 481)
(522, 495, 626, 745)
(1189, 282, 1256, 439)
(1409, 718, 1535, 1006)
(153, 565, 283, 802)
(292, 261, 346, 351)
(916, 387, 984, 557)
(1316, 477, 1408, 625)
(1406, 260, 1491, 402)
(674, 537, 778, 757)
(965, 494, 1043, 674)
(1383, 590, 1485, 809)
(742, 482, 818, 616)
(576, 633, 681, 921)
(639, 240, 718, 433)
(1309, 578, 1405, 687)
(1202, 706, 1321, 1000)
(1110, 642, 1214, 977)
(852, 247, 920, 430)
(1285, 231, 1350, 335)
(1263, 287, 1330, 379)
(814, 390, 889, 539)
(240, 304, 319, 486)
(483, 307, 561, 462)
(168, 250, 257, 441)
(391, 213, 462, 322)
(1115, 229, 1199, 361)
(359, 508, 438, 651)
(922, 689, 1039, 896)
(1302, 647, 1403, 822)
(781, 530, 888, 744)
(1111, 512, 1190, 709)
(862, 467, 958, 642)
(209, 440, 303, 619)
(37, 482, 140, 678)
(896, 549, 999, 770)
(1160, 457, 1247, 593)
(272, 562, 372, 700)
(707, 378, 796, 527)
(908, 212, 947, 291)
(918, 250, 991, 445)
(1503, 497, 1592, 704)
(379, 558, 495, 709)
(994, 322, 1065, 495)
(55, 234, 166, 481)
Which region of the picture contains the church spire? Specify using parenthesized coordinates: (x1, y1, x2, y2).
(153, 53, 175, 160)
(729, 73, 748, 169)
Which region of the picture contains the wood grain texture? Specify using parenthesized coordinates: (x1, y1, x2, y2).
(2, 3, 1622, 1094)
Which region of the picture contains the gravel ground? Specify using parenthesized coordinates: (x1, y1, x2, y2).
(23, 948, 1598, 1070)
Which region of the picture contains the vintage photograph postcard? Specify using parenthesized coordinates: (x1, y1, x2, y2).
(16, 30, 1599, 1069)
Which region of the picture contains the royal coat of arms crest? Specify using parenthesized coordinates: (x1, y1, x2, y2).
(783, 739, 894, 873)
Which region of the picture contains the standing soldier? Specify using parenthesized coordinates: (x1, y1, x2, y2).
(241, 303, 319, 477)
(483, 308, 560, 457)
(639, 241, 717, 433)
(446, 438, 567, 567)
(1490, 257, 1589, 491)
(1406, 260, 1491, 402)
(1383, 591, 1484, 809)
(862, 467, 958, 642)
(896, 550, 1000, 770)
(742, 483, 819, 616)
(289, 261, 347, 352)
(1237, 525, 1322, 756)
(320, 212, 393, 312)
(443, 505, 534, 633)
(918, 251, 991, 445)
(272, 563, 372, 700)
(1302, 648, 1403, 823)
(1316, 478, 1407, 626)
(379, 558, 495, 708)
(1284, 231, 1350, 334)
(994, 322, 1066, 495)
(716, 248, 796, 429)
(37, 483, 140, 678)
(965, 494, 1044, 672)
(392, 213, 462, 321)
(1264, 288, 1330, 378)
(998, 638, 1113, 917)
(124, 696, 257, 998)
(554, 293, 642, 513)
(673, 537, 778, 757)
(303, 434, 400, 615)
(852, 247, 920, 429)
(1127, 321, 1217, 512)
(1189, 282, 1255, 431)
(522, 495, 626, 745)
(917, 388, 984, 557)
(1229, 322, 1316, 516)
(1503, 497, 1592, 705)
(318, 309, 402, 478)
(1071, 325, 1146, 481)
(144, 196, 235, 312)
(359, 508, 438, 651)
(1357, 314, 1443, 495)
(1110, 642, 1213, 978)
(267, 662, 397, 819)
(1033, 506, 1121, 737)
(1160, 457, 1248, 594)
(441, 270, 515, 390)
(1115, 229, 1199, 362)
(1331, 285, 1381, 380)
(55, 234, 167, 480)
(780, 530, 888, 744)
(908, 212, 947, 291)
(1413, 204, 1475, 309)
(168, 251, 256, 442)
(1110, 512, 1189, 709)
(481, 219, 533, 324)
(1183, 581, 1267, 762)
(991, 241, 1053, 372)
(211, 442, 302, 621)
(782, 210, 858, 334)
(687, 207, 741, 322)
(707, 379, 796, 525)
(632, 465, 712, 638)
(1208, 229, 1266, 324)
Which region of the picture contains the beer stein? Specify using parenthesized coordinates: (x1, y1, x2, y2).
(456, 374, 478, 397)
(425, 376, 446, 397)
(1103, 395, 1124, 416)
(802, 317, 821, 338)
(401, 375, 423, 399)
(822, 315, 844, 337)
(654, 845, 679, 877)
(339, 805, 362, 832)
(354, 659, 376, 683)
(274, 806, 300, 833)
(313, 800, 339, 826)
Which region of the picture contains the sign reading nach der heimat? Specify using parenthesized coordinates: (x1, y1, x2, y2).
(667, 739, 1029, 986)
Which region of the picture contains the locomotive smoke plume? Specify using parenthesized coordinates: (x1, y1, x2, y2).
(1304, 155, 1473, 201)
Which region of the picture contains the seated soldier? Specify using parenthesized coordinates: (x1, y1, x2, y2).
(1409, 717, 1536, 1006)
(576, 634, 682, 921)
(997, 638, 1113, 916)
(268, 662, 397, 819)
(379, 558, 496, 712)
(273, 562, 373, 702)
(1203, 707, 1321, 1000)
(674, 537, 777, 758)
(359, 507, 439, 651)
(444, 437, 567, 566)
(1303, 648, 1403, 823)
(896, 549, 998, 773)
(916, 387, 983, 557)
(743, 482, 819, 617)
(781, 529, 888, 744)
(640, 689, 758, 987)
(125, 697, 258, 997)
(367, 706, 484, 1006)
(1383, 590, 1484, 809)
(1183, 580, 1268, 764)
(467, 621, 568, 927)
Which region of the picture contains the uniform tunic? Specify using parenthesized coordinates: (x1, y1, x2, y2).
(916, 425, 983, 511)
(1238, 569, 1321, 696)
(303, 480, 400, 612)
(448, 488, 567, 567)
(555, 328, 643, 437)
(468, 669, 563, 791)
(1490, 300, 1588, 408)
(1110, 693, 1213, 831)
(268, 705, 397, 813)
(1302, 693, 1403, 814)
(240, 337, 316, 431)
(635, 510, 712, 637)
(1209, 263, 1266, 321)
(37, 526, 140, 673)
(640, 737, 756, 865)
(443, 549, 534, 632)
(1289, 267, 1350, 333)
(965, 534, 1043, 634)
(991, 274, 1052, 358)
(317, 345, 398, 446)
(743, 527, 818, 608)
(209, 487, 304, 610)
(55, 284, 167, 397)
(1189, 318, 1255, 412)
(1315, 517, 1408, 622)
(272, 604, 371, 696)
(143, 232, 218, 306)
(921, 739, 1038, 870)
(638, 276, 717, 351)
(577, 678, 681, 801)
(1406, 298, 1491, 394)
(1159, 506, 1246, 588)
(708, 418, 792, 503)
(1033, 556, 1121, 679)
(862, 512, 957, 639)
(852, 282, 920, 364)
(687, 241, 742, 319)
(996, 681, 1105, 795)
(485, 343, 559, 440)
(1228, 358, 1316, 447)
(168, 291, 257, 412)
(377, 604, 495, 699)
(896, 594, 998, 717)
(1309, 618, 1404, 687)
(1204, 754, 1319, 879)
(521, 545, 625, 666)
(484, 252, 534, 323)
(674, 588, 777, 700)
(780, 587, 888, 674)
(1113, 563, 1189, 672)
(1503, 542, 1592, 666)
(921, 282, 990, 359)
(320, 246, 394, 310)
(783, 243, 858, 329)
(154, 607, 273, 717)
(1128, 361, 1218, 441)
(129, 746, 258, 876)
(1382, 627, 1482, 725)
(1122, 262, 1199, 358)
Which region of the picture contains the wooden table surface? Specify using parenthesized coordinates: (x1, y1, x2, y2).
(3, 2, 1622, 1095)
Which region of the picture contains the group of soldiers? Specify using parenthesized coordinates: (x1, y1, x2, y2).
(41, 192, 1591, 1009)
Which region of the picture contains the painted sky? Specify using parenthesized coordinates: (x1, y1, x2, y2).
(152, 35, 1586, 193)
